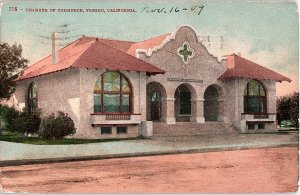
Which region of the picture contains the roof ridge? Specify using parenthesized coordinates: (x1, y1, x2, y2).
(71, 40, 98, 68)
(137, 33, 171, 44)
(81, 36, 136, 43)
(93, 39, 165, 72)
(97, 37, 136, 44)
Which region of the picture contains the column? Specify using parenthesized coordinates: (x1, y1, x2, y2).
(218, 99, 228, 123)
(190, 98, 205, 123)
(162, 97, 176, 124)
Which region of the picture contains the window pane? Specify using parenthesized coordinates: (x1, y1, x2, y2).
(244, 97, 248, 112)
(259, 98, 265, 113)
(117, 126, 127, 134)
(94, 94, 102, 112)
(151, 91, 161, 102)
(29, 89, 32, 98)
(260, 86, 266, 96)
(258, 123, 265, 129)
(248, 124, 255, 130)
(31, 98, 37, 110)
(104, 94, 120, 112)
(248, 98, 259, 113)
(244, 80, 267, 113)
(101, 127, 112, 134)
(122, 76, 131, 92)
(94, 78, 102, 93)
(103, 72, 120, 92)
(32, 83, 37, 97)
(122, 94, 130, 112)
(249, 81, 259, 96)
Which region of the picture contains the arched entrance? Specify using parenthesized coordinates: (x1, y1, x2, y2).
(146, 82, 166, 121)
(204, 84, 225, 121)
(174, 83, 196, 122)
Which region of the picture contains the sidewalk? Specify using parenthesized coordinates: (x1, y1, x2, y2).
(0, 132, 298, 166)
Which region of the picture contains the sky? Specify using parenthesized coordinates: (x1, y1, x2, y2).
(0, 0, 298, 96)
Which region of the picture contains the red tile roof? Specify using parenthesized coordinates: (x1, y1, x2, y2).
(97, 38, 135, 52)
(18, 36, 165, 81)
(127, 33, 171, 56)
(72, 40, 165, 74)
(218, 54, 292, 82)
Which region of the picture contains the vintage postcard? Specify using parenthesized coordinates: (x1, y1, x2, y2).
(0, 0, 298, 193)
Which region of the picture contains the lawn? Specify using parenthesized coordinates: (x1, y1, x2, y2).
(0, 131, 144, 145)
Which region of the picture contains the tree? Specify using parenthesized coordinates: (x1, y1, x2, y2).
(277, 92, 299, 127)
(0, 43, 28, 135)
(0, 43, 28, 99)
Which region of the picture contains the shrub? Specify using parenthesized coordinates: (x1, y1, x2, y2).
(0, 105, 20, 131)
(39, 111, 76, 139)
(13, 109, 42, 136)
(0, 105, 42, 136)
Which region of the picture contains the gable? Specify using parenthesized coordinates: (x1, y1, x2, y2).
(137, 25, 226, 82)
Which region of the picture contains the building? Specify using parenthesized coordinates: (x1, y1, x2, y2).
(13, 26, 291, 139)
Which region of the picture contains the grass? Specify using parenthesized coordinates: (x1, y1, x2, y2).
(0, 131, 145, 145)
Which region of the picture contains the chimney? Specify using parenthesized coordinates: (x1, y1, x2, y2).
(237, 52, 241, 57)
(52, 32, 59, 64)
(226, 54, 235, 69)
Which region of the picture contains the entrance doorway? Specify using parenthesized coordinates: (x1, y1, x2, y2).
(146, 82, 166, 121)
(150, 91, 161, 121)
(204, 85, 219, 121)
(175, 84, 192, 122)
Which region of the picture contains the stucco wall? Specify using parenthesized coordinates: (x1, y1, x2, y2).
(14, 68, 81, 130)
(223, 78, 277, 131)
(76, 69, 147, 139)
(140, 26, 228, 123)
(14, 68, 147, 139)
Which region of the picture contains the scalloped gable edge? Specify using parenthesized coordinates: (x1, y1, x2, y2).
(135, 25, 224, 63)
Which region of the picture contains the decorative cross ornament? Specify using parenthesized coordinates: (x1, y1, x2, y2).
(178, 42, 194, 64)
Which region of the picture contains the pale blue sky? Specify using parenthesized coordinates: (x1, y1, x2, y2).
(0, 0, 298, 96)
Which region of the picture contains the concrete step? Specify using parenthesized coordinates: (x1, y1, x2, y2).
(152, 122, 237, 136)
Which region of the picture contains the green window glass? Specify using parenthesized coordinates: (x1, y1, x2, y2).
(104, 94, 120, 112)
(244, 80, 266, 114)
(94, 94, 102, 112)
(122, 94, 130, 112)
(93, 71, 131, 113)
(104, 71, 120, 92)
(28, 82, 37, 112)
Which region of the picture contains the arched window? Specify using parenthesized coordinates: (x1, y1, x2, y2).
(244, 80, 266, 114)
(28, 82, 37, 112)
(94, 71, 132, 113)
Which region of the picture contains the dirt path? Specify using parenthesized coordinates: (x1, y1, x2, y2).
(0, 146, 298, 193)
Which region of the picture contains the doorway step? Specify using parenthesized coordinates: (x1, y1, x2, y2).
(152, 122, 237, 137)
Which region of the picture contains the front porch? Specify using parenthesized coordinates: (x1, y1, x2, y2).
(146, 82, 228, 125)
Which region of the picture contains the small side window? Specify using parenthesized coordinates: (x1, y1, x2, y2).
(101, 127, 112, 134)
(117, 126, 127, 134)
(248, 124, 255, 130)
(258, 123, 265, 129)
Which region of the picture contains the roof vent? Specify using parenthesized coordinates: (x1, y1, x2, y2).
(52, 32, 59, 64)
